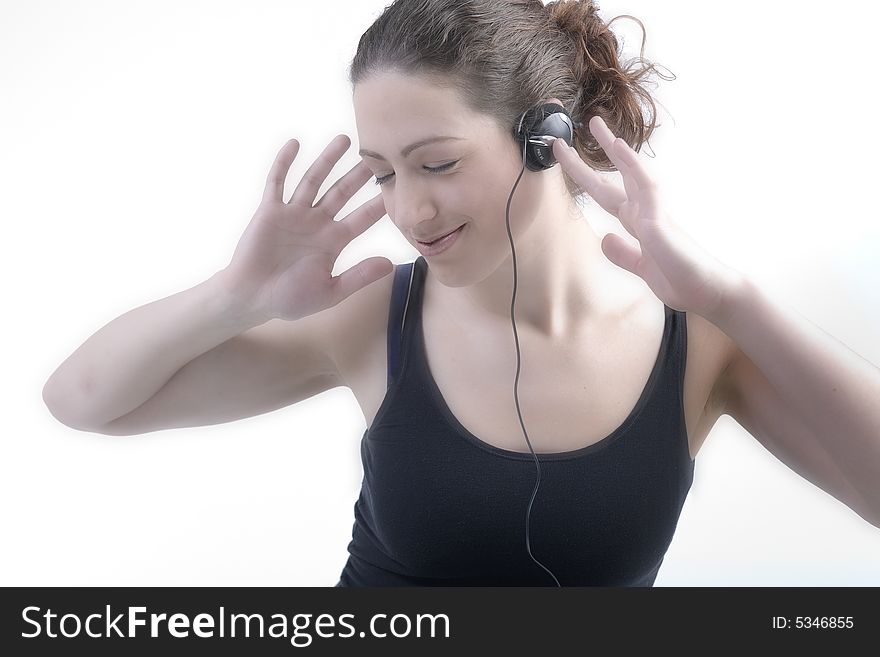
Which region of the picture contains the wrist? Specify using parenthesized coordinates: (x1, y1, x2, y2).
(208, 269, 271, 328)
(705, 266, 752, 332)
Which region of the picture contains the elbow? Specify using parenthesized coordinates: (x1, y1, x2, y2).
(42, 380, 105, 434)
(42, 379, 71, 426)
(857, 492, 880, 531)
(843, 478, 880, 531)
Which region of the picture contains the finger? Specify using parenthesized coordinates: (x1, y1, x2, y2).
(553, 138, 642, 240)
(313, 159, 375, 218)
(262, 139, 300, 205)
(612, 134, 655, 192)
(330, 256, 395, 306)
(288, 134, 352, 207)
(590, 119, 665, 227)
(552, 138, 627, 213)
(588, 116, 641, 201)
(600, 231, 642, 277)
(335, 193, 387, 241)
(612, 142, 663, 226)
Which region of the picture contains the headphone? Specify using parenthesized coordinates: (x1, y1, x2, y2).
(507, 102, 581, 587)
(513, 102, 579, 171)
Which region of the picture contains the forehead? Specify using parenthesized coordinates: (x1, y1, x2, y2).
(353, 72, 485, 148)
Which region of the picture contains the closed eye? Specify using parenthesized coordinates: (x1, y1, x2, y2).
(374, 161, 458, 186)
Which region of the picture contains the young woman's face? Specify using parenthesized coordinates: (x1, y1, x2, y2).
(353, 71, 553, 287)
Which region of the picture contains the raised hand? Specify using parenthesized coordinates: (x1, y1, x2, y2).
(552, 116, 742, 322)
(219, 134, 393, 323)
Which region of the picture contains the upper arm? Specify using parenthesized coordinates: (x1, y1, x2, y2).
(717, 342, 864, 510)
(95, 307, 345, 436)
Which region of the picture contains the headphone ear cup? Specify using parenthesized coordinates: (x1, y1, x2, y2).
(513, 103, 576, 172)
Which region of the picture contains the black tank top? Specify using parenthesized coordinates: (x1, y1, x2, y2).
(335, 256, 694, 586)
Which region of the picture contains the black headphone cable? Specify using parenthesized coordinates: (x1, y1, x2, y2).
(505, 133, 563, 588)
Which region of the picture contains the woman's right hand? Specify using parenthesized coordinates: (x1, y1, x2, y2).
(218, 134, 393, 323)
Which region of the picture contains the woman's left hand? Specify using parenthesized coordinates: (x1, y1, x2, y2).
(552, 116, 743, 323)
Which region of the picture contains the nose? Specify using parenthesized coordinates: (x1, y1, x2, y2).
(385, 178, 437, 237)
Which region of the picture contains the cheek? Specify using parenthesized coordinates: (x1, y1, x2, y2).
(478, 172, 542, 232)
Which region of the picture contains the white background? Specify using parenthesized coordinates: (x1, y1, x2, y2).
(2, 0, 879, 586)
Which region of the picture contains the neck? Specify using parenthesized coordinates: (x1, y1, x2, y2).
(429, 207, 638, 340)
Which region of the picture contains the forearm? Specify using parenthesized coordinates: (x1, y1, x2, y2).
(712, 274, 880, 509)
(43, 270, 267, 429)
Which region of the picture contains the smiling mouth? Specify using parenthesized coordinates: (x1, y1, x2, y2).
(418, 225, 464, 245)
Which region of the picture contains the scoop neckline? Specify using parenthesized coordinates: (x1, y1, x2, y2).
(415, 262, 673, 462)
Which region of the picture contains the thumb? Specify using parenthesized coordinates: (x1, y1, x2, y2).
(601, 232, 642, 277)
(331, 257, 395, 304)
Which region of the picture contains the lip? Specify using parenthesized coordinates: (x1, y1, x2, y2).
(414, 223, 465, 257)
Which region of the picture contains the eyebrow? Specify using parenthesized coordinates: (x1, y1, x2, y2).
(358, 136, 464, 161)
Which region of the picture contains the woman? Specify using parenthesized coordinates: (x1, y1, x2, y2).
(43, 0, 880, 586)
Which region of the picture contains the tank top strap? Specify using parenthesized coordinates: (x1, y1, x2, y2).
(670, 304, 690, 443)
(659, 303, 687, 396)
(653, 302, 691, 465)
(673, 305, 688, 388)
(385, 257, 424, 389)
